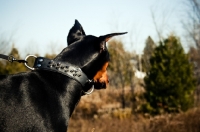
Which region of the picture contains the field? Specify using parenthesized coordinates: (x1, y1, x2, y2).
(68, 108, 200, 132)
(67, 87, 200, 132)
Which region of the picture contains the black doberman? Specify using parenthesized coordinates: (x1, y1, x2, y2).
(0, 20, 127, 132)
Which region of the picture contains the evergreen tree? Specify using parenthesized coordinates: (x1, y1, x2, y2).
(143, 35, 196, 114)
(142, 36, 156, 72)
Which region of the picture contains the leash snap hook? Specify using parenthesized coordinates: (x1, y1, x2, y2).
(8, 55, 16, 62)
(24, 55, 37, 70)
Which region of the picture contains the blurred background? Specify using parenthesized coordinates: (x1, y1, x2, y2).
(1, 0, 200, 132)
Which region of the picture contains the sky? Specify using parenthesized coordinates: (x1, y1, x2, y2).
(0, 0, 187, 57)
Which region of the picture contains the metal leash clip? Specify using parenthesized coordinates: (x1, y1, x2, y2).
(7, 55, 16, 62)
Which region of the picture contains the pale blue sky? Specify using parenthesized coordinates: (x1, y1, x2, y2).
(0, 0, 186, 57)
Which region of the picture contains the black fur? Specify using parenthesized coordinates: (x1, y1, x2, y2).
(67, 19, 86, 45)
(0, 20, 126, 132)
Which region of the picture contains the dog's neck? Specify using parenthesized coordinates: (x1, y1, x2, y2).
(35, 70, 82, 121)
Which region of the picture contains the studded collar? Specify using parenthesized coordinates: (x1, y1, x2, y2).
(33, 57, 91, 87)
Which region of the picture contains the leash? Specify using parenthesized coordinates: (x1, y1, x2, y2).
(0, 54, 27, 63)
(0, 54, 94, 95)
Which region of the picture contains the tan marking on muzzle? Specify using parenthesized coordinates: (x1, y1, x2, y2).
(93, 62, 109, 86)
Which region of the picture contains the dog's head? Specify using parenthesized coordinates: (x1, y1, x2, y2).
(56, 20, 126, 90)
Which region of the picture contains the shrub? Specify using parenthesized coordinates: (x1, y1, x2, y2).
(143, 35, 196, 114)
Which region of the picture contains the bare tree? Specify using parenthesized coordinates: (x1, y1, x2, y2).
(183, 0, 200, 106)
(183, 0, 200, 79)
(108, 39, 135, 109)
(150, 2, 176, 41)
(183, 0, 200, 48)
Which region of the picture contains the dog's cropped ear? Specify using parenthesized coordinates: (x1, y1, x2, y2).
(99, 32, 127, 51)
(67, 19, 86, 45)
(102, 32, 128, 42)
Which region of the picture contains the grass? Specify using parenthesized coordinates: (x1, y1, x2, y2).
(67, 87, 200, 132)
(68, 108, 200, 132)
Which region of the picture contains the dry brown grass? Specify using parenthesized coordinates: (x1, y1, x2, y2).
(68, 116, 147, 132)
(68, 87, 200, 132)
(68, 108, 200, 132)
